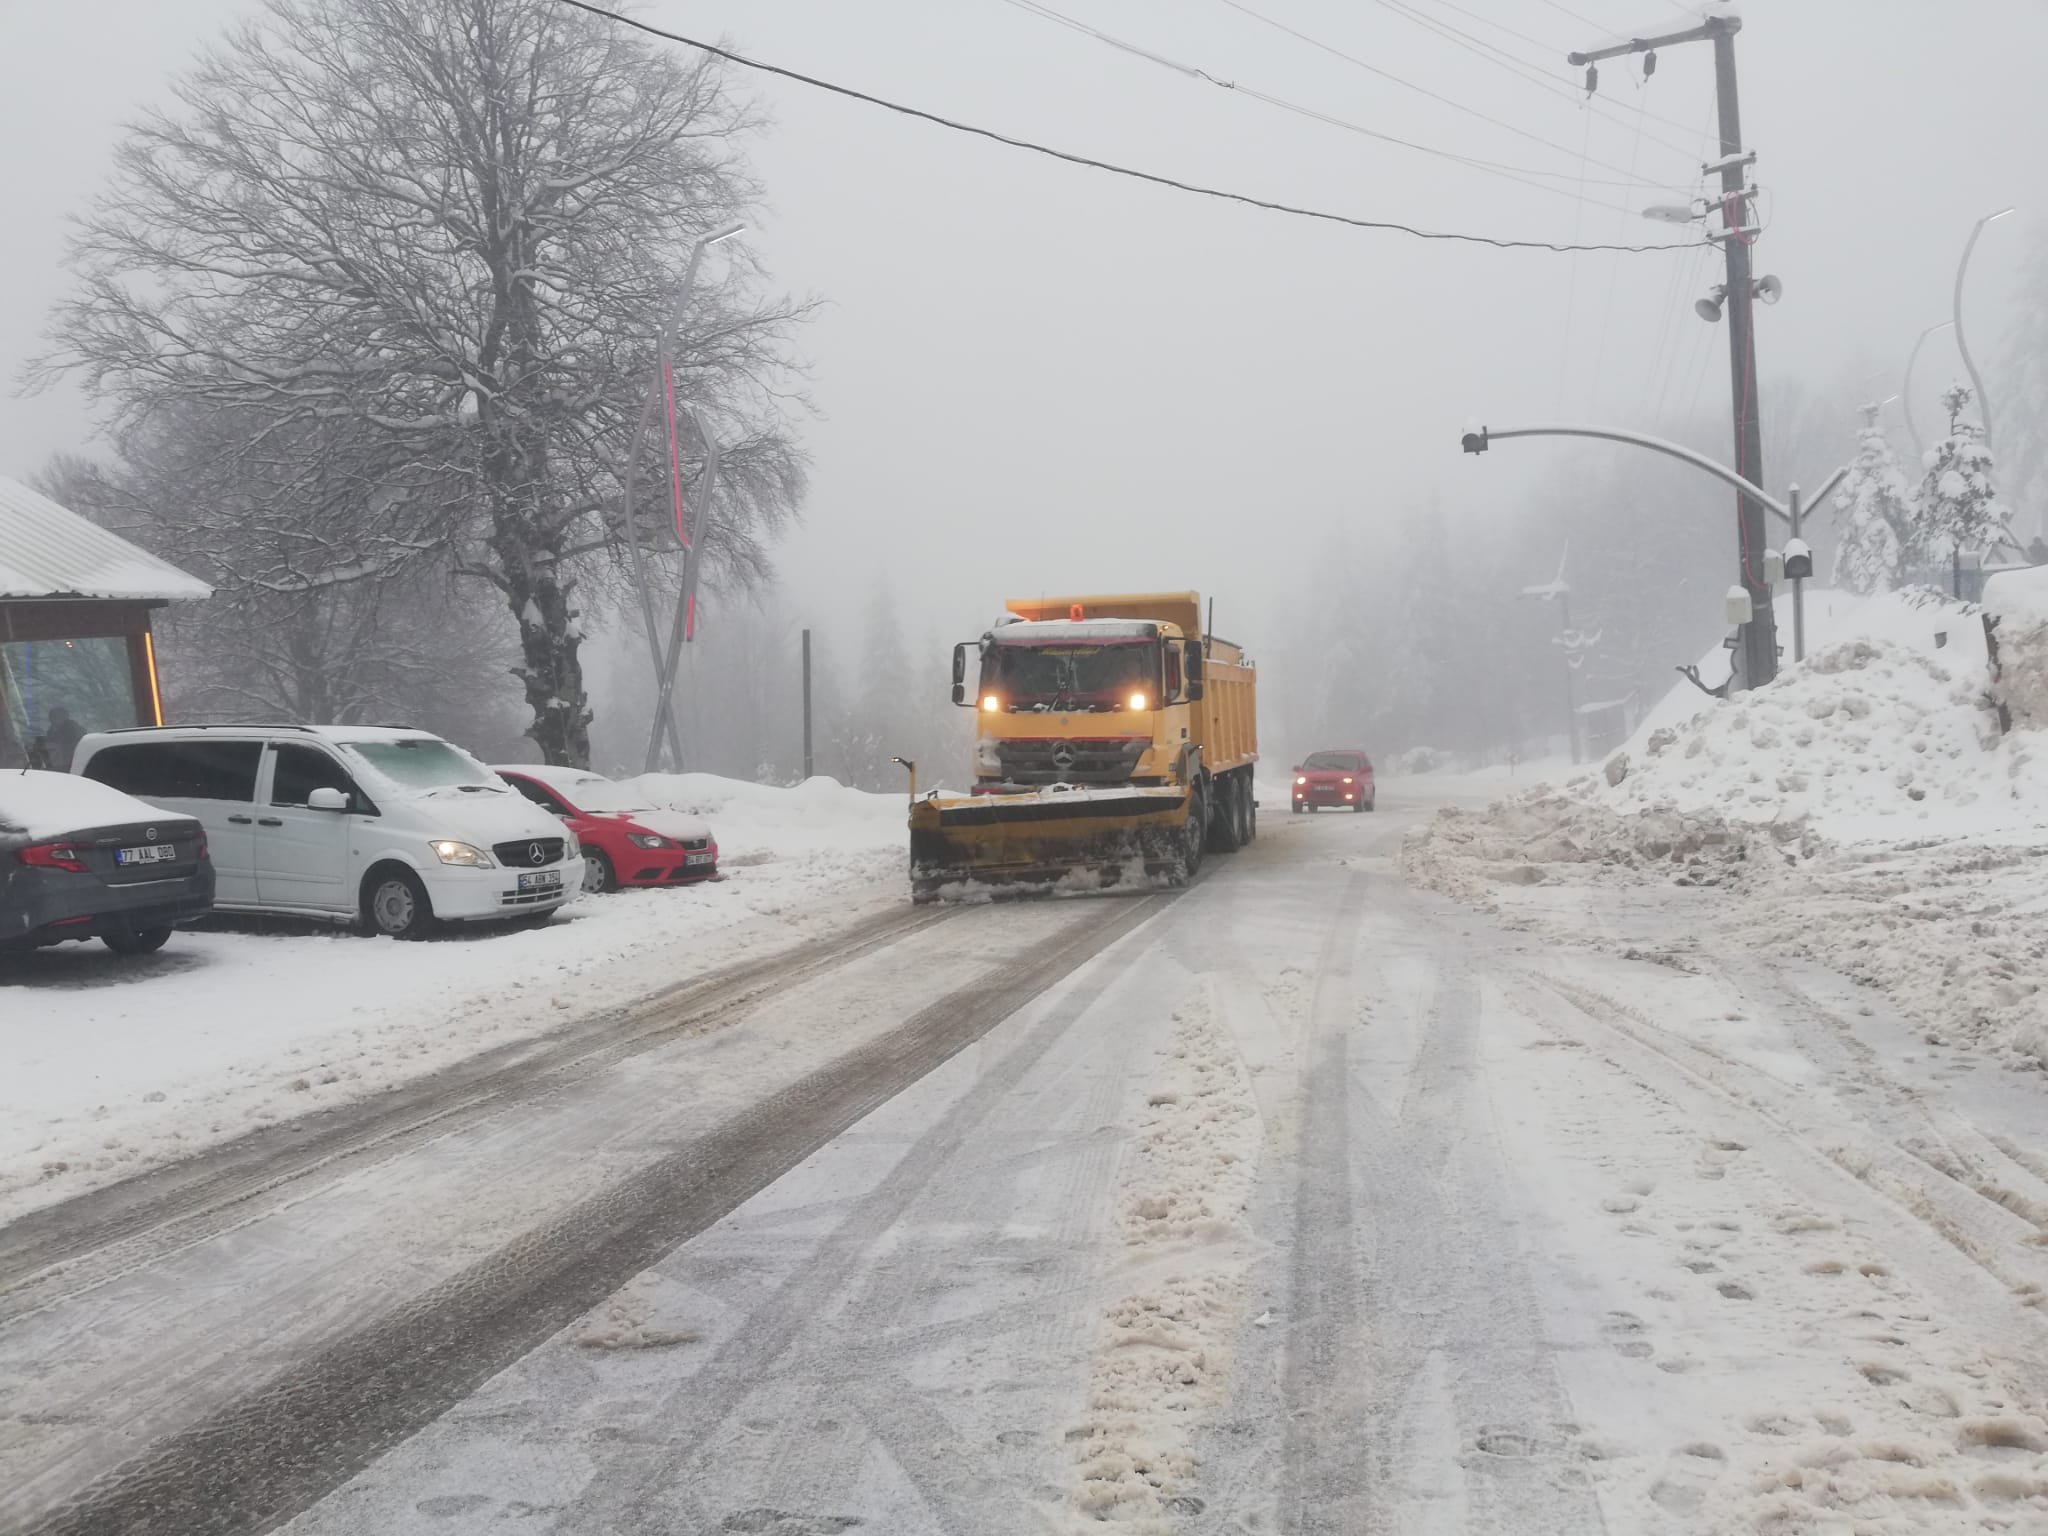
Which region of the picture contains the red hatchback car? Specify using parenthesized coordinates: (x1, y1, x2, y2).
(494, 766, 718, 894)
(1293, 750, 1375, 813)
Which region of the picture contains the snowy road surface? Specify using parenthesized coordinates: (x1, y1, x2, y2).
(6, 782, 2048, 1533)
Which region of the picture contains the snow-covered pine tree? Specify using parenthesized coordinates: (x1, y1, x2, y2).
(1830, 403, 1913, 593)
(1914, 384, 2014, 568)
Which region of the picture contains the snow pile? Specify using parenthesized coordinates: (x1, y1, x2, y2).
(1067, 985, 1259, 1532)
(0, 774, 907, 1224)
(1594, 593, 2048, 846)
(629, 771, 903, 864)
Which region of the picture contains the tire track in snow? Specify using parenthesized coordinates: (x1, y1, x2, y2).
(1281, 885, 1606, 1535)
(0, 903, 956, 1321)
(16, 896, 1162, 1536)
(542, 892, 1168, 1535)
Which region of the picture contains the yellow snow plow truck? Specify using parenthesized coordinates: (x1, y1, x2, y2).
(908, 592, 1257, 901)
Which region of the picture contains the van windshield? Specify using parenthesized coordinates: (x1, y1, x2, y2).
(339, 738, 501, 792)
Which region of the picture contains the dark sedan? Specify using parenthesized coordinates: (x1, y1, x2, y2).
(1, 771, 214, 956)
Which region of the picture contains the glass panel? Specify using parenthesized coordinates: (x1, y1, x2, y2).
(338, 737, 497, 791)
(0, 636, 139, 770)
(271, 744, 362, 808)
(84, 740, 263, 802)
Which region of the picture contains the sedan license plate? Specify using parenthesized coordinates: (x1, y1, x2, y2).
(684, 852, 713, 867)
(517, 870, 563, 894)
(116, 844, 176, 867)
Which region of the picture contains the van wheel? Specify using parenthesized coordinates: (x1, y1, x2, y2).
(104, 926, 171, 957)
(364, 866, 436, 940)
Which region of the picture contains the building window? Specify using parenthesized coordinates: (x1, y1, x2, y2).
(0, 636, 140, 770)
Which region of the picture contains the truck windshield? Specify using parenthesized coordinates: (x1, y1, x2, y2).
(982, 641, 1161, 711)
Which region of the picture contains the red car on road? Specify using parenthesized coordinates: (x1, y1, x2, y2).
(1292, 750, 1375, 813)
(493, 766, 718, 894)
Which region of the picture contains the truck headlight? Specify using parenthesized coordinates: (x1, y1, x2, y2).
(431, 840, 494, 868)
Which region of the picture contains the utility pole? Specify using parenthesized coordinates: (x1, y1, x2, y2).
(1572, 12, 1777, 689)
(801, 628, 814, 780)
(1557, 588, 1582, 765)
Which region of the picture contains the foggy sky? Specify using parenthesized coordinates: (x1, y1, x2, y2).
(7, 0, 2043, 659)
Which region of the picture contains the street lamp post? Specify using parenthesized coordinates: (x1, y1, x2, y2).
(1954, 206, 2016, 458)
(1901, 320, 1953, 459)
(620, 222, 746, 772)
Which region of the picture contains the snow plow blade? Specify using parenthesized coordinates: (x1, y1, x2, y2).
(908, 786, 1193, 902)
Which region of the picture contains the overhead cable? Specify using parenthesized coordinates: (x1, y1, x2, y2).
(1209, 0, 1689, 194)
(549, 0, 1697, 255)
(998, 0, 1673, 212)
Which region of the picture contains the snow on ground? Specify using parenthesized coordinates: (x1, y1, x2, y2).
(1595, 590, 2048, 847)
(1066, 978, 1260, 1531)
(1406, 587, 2048, 1064)
(0, 773, 905, 1223)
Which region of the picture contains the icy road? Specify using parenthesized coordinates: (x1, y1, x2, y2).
(6, 784, 2048, 1534)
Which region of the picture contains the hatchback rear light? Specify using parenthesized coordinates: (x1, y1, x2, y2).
(194, 829, 209, 862)
(19, 842, 87, 872)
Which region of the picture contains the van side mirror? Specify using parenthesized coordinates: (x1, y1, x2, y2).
(308, 787, 349, 812)
(1184, 640, 1205, 702)
(951, 643, 970, 706)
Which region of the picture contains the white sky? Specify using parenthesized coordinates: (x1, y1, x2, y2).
(6, 0, 2043, 649)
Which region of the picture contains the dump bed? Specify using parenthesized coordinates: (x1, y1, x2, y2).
(1002, 592, 1256, 776)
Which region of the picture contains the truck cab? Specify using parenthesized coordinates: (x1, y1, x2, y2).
(952, 615, 1206, 791)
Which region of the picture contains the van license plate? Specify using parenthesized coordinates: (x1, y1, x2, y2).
(116, 844, 176, 866)
(517, 870, 562, 894)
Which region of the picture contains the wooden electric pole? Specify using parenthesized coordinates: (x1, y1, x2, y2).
(801, 628, 814, 780)
(1572, 11, 1778, 689)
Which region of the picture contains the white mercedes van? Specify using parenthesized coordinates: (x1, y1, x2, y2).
(72, 725, 583, 938)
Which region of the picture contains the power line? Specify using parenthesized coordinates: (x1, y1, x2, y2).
(1368, 0, 1708, 164)
(1531, 0, 1621, 37)
(1208, 0, 1688, 195)
(997, 0, 1667, 213)
(1417, 0, 1705, 139)
(549, 0, 1697, 255)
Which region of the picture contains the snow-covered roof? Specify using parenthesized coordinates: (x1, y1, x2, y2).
(0, 476, 212, 603)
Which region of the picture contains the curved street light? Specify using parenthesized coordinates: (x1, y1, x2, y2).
(1954, 206, 2016, 456)
(1901, 319, 1953, 459)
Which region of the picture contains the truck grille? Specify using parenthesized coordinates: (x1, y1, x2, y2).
(995, 738, 1147, 785)
(492, 836, 566, 867)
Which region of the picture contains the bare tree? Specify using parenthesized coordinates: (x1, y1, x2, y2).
(36, 0, 808, 764)
(42, 421, 527, 752)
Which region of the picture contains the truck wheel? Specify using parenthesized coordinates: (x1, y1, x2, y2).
(1235, 778, 1255, 844)
(1171, 790, 1206, 884)
(1207, 779, 1242, 854)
